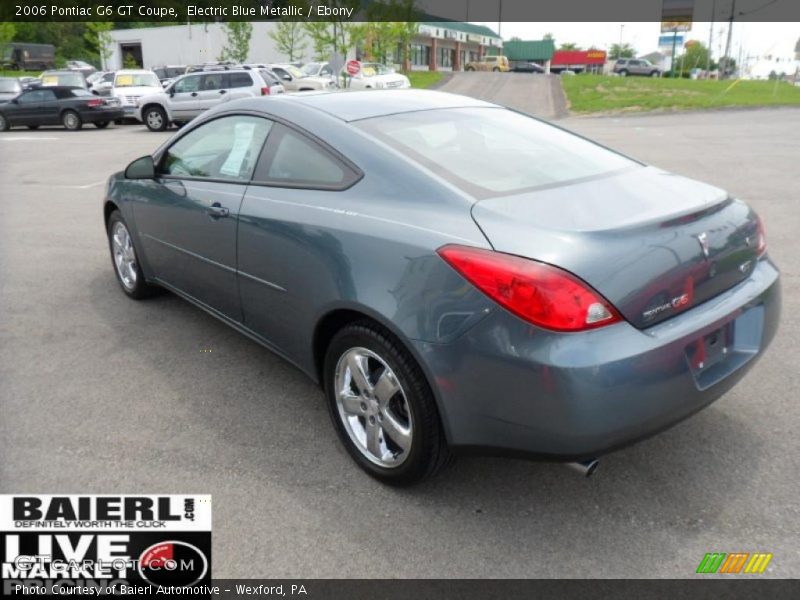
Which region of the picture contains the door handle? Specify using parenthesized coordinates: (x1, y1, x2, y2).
(207, 202, 229, 219)
(190, 92, 198, 97)
(219, 90, 227, 94)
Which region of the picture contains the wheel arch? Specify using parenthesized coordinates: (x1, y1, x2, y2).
(311, 304, 454, 444)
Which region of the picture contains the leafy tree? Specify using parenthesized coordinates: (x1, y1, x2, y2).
(673, 41, 711, 75)
(0, 22, 15, 49)
(543, 33, 554, 40)
(303, 22, 334, 61)
(558, 42, 581, 51)
(269, 21, 307, 62)
(609, 43, 636, 59)
(84, 22, 114, 69)
(221, 22, 253, 63)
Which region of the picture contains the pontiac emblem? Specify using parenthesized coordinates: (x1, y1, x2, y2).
(696, 232, 710, 259)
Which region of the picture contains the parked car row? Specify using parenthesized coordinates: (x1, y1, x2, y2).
(0, 59, 413, 132)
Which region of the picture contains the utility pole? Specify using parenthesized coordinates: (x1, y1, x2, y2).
(618, 24, 624, 59)
(497, 0, 502, 39)
(706, 0, 716, 74)
(722, 0, 737, 79)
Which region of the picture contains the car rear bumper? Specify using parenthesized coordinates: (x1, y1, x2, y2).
(414, 258, 781, 460)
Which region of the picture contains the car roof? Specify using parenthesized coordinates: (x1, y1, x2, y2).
(275, 89, 497, 122)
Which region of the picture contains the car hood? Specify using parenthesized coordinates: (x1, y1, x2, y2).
(471, 166, 762, 329)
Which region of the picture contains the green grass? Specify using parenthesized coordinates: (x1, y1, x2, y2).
(406, 71, 444, 89)
(1, 70, 42, 78)
(561, 74, 800, 114)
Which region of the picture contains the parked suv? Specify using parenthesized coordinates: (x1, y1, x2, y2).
(101, 70, 163, 120)
(135, 68, 284, 131)
(465, 55, 510, 72)
(613, 58, 661, 77)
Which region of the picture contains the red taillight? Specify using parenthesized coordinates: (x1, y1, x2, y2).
(756, 215, 767, 257)
(437, 245, 622, 332)
(261, 86, 270, 96)
(86, 98, 104, 108)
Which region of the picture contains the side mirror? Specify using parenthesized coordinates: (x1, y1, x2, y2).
(282, 74, 291, 81)
(169, 88, 175, 97)
(125, 155, 155, 180)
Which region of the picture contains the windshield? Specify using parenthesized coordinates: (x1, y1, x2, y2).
(41, 72, 85, 87)
(360, 63, 393, 77)
(0, 79, 21, 93)
(357, 107, 639, 198)
(301, 62, 322, 76)
(115, 73, 160, 88)
(282, 65, 305, 78)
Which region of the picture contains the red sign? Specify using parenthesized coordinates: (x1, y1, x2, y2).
(346, 60, 361, 76)
(551, 50, 607, 67)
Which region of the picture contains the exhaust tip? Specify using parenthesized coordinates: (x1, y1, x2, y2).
(566, 459, 599, 478)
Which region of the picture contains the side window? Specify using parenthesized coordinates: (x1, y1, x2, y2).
(159, 115, 273, 181)
(174, 76, 200, 93)
(271, 67, 291, 81)
(39, 89, 57, 101)
(228, 72, 253, 88)
(17, 90, 41, 104)
(320, 65, 332, 76)
(254, 124, 359, 189)
(200, 73, 224, 91)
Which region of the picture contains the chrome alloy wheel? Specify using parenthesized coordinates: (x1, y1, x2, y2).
(335, 347, 413, 468)
(146, 109, 163, 130)
(64, 112, 79, 129)
(112, 221, 138, 290)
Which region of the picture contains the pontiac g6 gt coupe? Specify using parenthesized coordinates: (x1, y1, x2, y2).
(104, 90, 780, 485)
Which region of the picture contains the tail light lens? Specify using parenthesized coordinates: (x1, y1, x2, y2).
(86, 98, 104, 108)
(437, 245, 622, 332)
(261, 86, 270, 96)
(755, 214, 767, 257)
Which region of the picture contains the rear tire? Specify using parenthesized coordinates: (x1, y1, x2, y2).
(0, 113, 9, 131)
(114, 119, 124, 125)
(143, 106, 167, 132)
(324, 321, 452, 486)
(27, 125, 39, 130)
(492, 67, 500, 72)
(618, 69, 628, 77)
(107, 210, 161, 300)
(62, 110, 82, 131)
(650, 71, 660, 78)
(94, 121, 109, 129)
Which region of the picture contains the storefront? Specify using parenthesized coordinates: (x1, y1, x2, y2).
(550, 50, 608, 74)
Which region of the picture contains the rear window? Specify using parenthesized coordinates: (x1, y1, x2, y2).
(357, 107, 639, 198)
(0, 79, 21, 93)
(41, 73, 85, 87)
(228, 72, 253, 88)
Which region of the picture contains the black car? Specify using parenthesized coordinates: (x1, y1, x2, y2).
(0, 86, 124, 131)
(512, 61, 545, 73)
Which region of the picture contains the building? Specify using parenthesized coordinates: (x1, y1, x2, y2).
(550, 49, 607, 74)
(107, 22, 287, 71)
(500, 40, 556, 72)
(404, 22, 502, 71)
(108, 21, 502, 73)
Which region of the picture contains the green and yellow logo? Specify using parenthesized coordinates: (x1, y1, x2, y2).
(696, 552, 773, 574)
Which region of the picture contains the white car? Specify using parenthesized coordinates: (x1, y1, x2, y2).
(135, 68, 284, 131)
(268, 64, 336, 92)
(300, 61, 335, 78)
(343, 63, 410, 90)
(103, 70, 163, 120)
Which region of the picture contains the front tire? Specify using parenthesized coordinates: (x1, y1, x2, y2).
(0, 113, 9, 131)
(107, 211, 160, 300)
(324, 321, 452, 486)
(618, 69, 628, 77)
(27, 125, 39, 130)
(143, 106, 167, 132)
(62, 110, 82, 131)
(650, 71, 660, 78)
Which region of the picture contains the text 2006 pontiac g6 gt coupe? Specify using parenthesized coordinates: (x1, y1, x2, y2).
(104, 90, 780, 485)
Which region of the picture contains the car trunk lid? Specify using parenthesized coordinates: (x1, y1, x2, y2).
(471, 167, 762, 329)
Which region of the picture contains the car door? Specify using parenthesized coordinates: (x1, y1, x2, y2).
(269, 67, 297, 91)
(236, 123, 361, 357)
(13, 89, 56, 126)
(39, 88, 63, 124)
(169, 74, 202, 119)
(131, 114, 273, 320)
(9, 89, 42, 125)
(195, 72, 227, 112)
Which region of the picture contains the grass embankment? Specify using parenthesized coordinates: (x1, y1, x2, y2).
(561, 74, 800, 114)
(1, 70, 41, 78)
(406, 70, 444, 89)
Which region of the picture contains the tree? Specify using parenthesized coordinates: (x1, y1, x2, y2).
(673, 41, 711, 76)
(609, 43, 636, 59)
(558, 42, 581, 51)
(543, 33, 554, 40)
(269, 21, 307, 62)
(84, 22, 113, 70)
(221, 22, 253, 63)
(303, 22, 335, 61)
(0, 22, 15, 50)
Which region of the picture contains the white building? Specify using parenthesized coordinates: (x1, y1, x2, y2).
(107, 22, 286, 70)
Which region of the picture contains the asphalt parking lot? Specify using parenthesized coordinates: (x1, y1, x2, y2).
(1, 107, 798, 578)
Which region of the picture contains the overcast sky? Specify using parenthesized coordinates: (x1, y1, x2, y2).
(472, 22, 799, 62)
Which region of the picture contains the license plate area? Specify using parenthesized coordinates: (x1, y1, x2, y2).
(686, 305, 764, 390)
